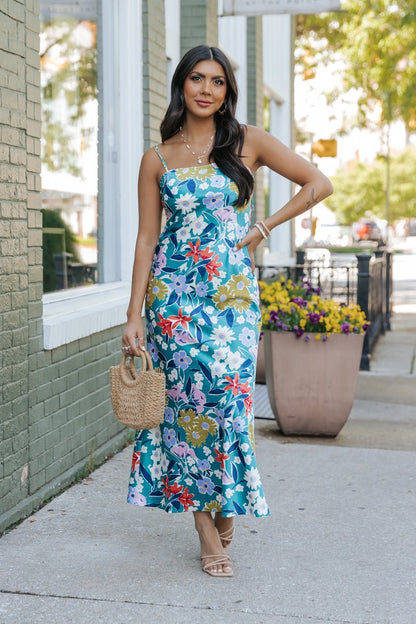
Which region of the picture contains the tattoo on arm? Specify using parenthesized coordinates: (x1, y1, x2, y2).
(306, 188, 318, 209)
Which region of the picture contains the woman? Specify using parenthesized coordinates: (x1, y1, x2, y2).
(122, 45, 333, 578)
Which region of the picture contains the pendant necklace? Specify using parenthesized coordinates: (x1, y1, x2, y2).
(180, 127, 214, 164)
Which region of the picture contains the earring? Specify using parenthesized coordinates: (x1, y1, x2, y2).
(218, 103, 227, 115)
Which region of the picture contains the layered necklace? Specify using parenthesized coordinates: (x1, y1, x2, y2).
(180, 126, 214, 164)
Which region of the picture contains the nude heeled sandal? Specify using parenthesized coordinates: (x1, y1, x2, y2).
(201, 554, 234, 578)
(218, 526, 235, 551)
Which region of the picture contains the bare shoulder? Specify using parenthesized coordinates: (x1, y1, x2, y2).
(140, 146, 164, 182)
(241, 125, 283, 171)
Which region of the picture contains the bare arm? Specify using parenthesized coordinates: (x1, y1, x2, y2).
(236, 125, 333, 269)
(122, 149, 163, 355)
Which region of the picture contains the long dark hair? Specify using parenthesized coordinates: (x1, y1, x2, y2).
(160, 45, 253, 207)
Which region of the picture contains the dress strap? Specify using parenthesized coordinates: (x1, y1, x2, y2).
(154, 145, 169, 172)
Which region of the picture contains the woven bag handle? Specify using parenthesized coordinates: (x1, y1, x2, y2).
(119, 349, 154, 387)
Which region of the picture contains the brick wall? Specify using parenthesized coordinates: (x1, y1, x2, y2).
(0, 1, 131, 533)
(180, 0, 218, 55)
(142, 0, 167, 149)
(0, 0, 31, 524)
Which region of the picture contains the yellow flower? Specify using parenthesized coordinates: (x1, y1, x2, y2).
(146, 277, 168, 305)
(203, 500, 222, 513)
(177, 410, 216, 447)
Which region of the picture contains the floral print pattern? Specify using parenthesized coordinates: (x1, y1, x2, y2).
(127, 162, 269, 518)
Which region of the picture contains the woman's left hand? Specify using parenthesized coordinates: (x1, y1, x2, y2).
(234, 228, 264, 275)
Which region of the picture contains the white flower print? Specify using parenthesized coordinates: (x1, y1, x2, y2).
(226, 350, 245, 370)
(168, 369, 178, 382)
(150, 463, 162, 480)
(177, 226, 190, 242)
(213, 346, 228, 361)
(194, 372, 204, 383)
(191, 215, 206, 235)
(147, 430, 161, 445)
(212, 325, 234, 345)
(244, 467, 261, 489)
(257, 497, 269, 515)
(241, 442, 249, 453)
(175, 192, 198, 213)
(200, 182, 209, 190)
(211, 360, 227, 377)
(201, 344, 209, 351)
(211, 174, 225, 188)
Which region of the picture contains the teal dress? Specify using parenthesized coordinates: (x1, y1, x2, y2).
(127, 147, 269, 518)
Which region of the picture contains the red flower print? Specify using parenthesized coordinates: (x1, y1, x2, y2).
(131, 451, 141, 472)
(223, 373, 241, 396)
(178, 487, 195, 511)
(156, 313, 174, 338)
(168, 307, 193, 331)
(214, 448, 229, 469)
(205, 254, 222, 281)
(162, 477, 183, 499)
(239, 381, 251, 395)
(244, 392, 253, 414)
(185, 239, 214, 263)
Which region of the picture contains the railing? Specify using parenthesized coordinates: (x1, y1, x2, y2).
(257, 247, 393, 370)
(53, 252, 97, 289)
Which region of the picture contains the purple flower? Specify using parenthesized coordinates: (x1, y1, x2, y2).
(202, 191, 224, 209)
(163, 428, 177, 448)
(197, 477, 215, 495)
(195, 282, 208, 297)
(164, 406, 175, 424)
(304, 335, 311, 342)
(170, 274, 188, 294)
(197, 459, 210, 471)
(341, 322, 351, 334)
(173, 350, 192, 370)
(291, 296, 307, 308)
(308, 312, 322, 324)
(294, 327, 304, 338)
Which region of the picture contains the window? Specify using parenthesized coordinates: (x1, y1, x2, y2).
(40, 0, 98, 292)
(41, 0, 143, 349)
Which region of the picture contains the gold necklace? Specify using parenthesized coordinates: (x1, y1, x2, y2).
(180, 127, 214, 164)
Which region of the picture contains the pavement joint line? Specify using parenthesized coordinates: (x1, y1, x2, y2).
(0, 589, 373, 624)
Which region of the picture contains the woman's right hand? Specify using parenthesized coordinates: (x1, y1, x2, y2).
(122, 316, 146, 357)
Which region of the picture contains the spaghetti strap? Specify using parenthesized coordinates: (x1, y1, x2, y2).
(154, 145, 169, 172)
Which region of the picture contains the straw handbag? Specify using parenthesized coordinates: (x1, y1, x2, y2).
(109, 349, 166, 429)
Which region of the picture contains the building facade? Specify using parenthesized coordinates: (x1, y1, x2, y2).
(0, 0, 293, 532)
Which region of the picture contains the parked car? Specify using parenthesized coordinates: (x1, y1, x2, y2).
(353, 220, 384, 242)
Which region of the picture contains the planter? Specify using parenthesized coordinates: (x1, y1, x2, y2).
(255, 336, 266, 384)
(263, 331, 364, 437)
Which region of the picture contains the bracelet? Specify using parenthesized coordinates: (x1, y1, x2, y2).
(254, 222, 269, 240)
(259, 220, 271, 236)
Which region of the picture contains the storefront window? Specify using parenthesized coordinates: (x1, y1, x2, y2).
(40, 1, 98, 292)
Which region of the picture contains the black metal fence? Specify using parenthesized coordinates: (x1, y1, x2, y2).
(257, 247, 393, 370)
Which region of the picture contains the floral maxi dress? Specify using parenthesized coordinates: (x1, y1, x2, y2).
(127, 147, 269, 518)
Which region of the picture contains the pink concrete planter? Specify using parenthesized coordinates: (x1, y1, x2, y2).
(263, 331, 364, 437)
(255, 336, 266, 384)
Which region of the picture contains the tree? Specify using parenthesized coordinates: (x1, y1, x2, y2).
(40, 18, 97, 176)
(296, 1, 416, 130)
(325, 147, 416, 224)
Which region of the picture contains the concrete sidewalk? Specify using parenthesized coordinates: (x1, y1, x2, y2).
(1, 248, 415, 624)
(1, 429, 415, 624)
